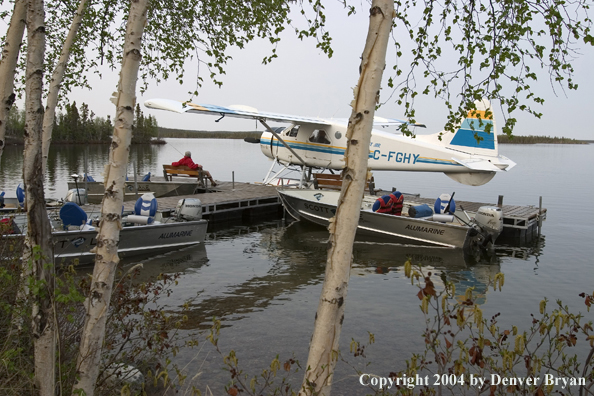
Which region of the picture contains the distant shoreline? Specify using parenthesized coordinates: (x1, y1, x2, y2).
(159, 128, 590, 144)
(497, 135, 589, 144)
(158, 127, 261, 140)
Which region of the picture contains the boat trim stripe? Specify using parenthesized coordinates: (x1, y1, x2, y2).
(55, 241, 203, 258)
(297, 210, 457, 248)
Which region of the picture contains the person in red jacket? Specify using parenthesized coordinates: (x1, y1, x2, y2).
(172, 151, 217, 186)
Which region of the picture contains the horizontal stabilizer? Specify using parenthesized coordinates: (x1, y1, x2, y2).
(452, 157, 502, 172)
(496, 155, 517, 171)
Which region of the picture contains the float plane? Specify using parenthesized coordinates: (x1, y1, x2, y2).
(144, 98, 516, 187)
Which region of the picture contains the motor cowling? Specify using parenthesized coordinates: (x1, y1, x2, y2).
(64, 188, 88, 205)
(176, 198, 202, 221)
(473, 206, 504, 240)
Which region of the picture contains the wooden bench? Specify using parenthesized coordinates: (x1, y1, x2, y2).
(162, 165, 207, 186)
(312, 173, 375, 195)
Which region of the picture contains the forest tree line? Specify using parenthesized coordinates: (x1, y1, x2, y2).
(158, 127, 261, 139)
(497, 134, 587, 144)
(4, 102, 159, 144)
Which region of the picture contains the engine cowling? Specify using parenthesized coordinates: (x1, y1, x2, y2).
(474, 206, 504, 241)
(176, 198, 202, 221)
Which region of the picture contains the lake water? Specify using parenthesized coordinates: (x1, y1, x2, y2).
(1, 139, 593, 394)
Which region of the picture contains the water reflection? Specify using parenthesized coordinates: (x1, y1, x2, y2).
(131, 220, 550, 334)
(280, 221, 504, 306)
(119, 243, 209, 282)
(1, 144, 160, 196)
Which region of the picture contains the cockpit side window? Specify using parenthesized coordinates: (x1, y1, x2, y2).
(288, 125, 300, 137)
(308, 129, 331, 144)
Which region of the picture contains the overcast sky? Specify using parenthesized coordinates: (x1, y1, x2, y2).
(5, 2, 594, 139)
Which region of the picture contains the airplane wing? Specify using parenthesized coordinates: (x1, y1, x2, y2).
(373, 116, 426, 128)
(144, 98, 331, 126)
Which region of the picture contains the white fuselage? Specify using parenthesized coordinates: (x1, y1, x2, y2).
(259, 122, 509, 186)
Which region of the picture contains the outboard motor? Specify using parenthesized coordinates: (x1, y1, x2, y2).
(465, 206, 504, 251)
(473, 206, 504, 240)
(65, 188, 88, 205)
(176, 198, 202, 221)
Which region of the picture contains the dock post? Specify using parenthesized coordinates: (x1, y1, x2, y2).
(497, 195, 504, 208)
(232, 171, 235, 191)
(84, 149, 88, 194)
(538, 196, 543, 237)
(133, 162, 138, 200)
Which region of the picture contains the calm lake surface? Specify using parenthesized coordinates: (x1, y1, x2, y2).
(1, 139, 593, 394)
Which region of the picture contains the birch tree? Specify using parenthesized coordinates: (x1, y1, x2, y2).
(299, 1, 394, 395)
(72, 1, 148, 394)
(22, 0, 56, 395)
(0, 0, 26, 162)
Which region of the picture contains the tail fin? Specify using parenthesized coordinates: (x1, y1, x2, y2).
(446, 99, 498, 156)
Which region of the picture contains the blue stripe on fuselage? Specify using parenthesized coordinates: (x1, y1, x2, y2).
(260, 138, 346, 155)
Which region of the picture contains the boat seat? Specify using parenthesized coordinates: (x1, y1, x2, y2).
(134, 193, 157, 217)
(16, 184, 25, 208)
(122, 193, 158, 225)
(312, 173, 375, 195)
(59, 202, 88, 230)
(435, 193, 456, 214)
(162, 165, 208, 187)
(141, 172, 151, 181)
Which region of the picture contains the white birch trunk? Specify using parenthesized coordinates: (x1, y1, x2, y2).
(73, 1, 148, 394)
(24, 0, 56, 395)
(41, 0, 89, 175)
(299, 2, 394, 395)
(0, 0, 26, 162)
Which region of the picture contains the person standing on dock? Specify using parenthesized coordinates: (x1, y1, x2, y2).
(172, 151, 217, 186)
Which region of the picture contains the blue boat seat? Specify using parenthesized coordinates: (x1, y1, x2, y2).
(16, 184, 25, 208)
(59, 202, 88, 230)
(83, 173, 95, 182)
(134, 193, 157, 217)
(141, 172, 151, 182)
(435, 193, 456, 214)
(126, 193, 157, 225)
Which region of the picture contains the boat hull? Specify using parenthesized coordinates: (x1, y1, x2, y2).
(53, 219, 208, 265)
(67, 181, 200, 203)
(278, 189, 470, 248)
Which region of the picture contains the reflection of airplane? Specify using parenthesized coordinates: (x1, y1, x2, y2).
(145, 98, 516, 186)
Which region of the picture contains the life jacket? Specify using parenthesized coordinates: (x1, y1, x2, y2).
(372, 195, 393, 213)
(389, 192, 404, 216)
